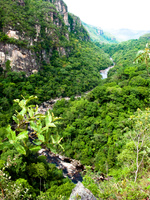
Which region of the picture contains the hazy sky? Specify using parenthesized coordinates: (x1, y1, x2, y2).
(64, 0, 150, 30)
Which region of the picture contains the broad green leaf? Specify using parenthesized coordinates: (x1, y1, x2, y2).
(51, 135, 56, 144)
(30, 121, 43, 134)
(9, 140, 15, 144)
(30, 121, 38, 132)
(38, 134, 45, 142)
(6, 125, 16, 141)
(12, 115, 19, 124)
(15, 144, 26, 155)
(19, 99, 26, 108)
(33, 140, 42, 146)
(36, 120, 42, 133)
(28, 108, 34, 118)
(47, 123, 56, 128)
(26, 95, 37, 105)
(20, 107, 27, 116)
(17, 131, 28, 140)
(17, 114, 24, 121)
(29, 146, 41, 152)
(45, 111, 52, 127)
(34, 113, 45, 119)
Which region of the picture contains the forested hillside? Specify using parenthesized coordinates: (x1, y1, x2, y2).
(82, 22, 118, 44)
(0, 0, 112, 126)
(52, 35, 150, 199)
(1, 0, 150, 199)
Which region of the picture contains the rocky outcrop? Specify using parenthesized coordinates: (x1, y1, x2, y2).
(7, 30, 19, 40)
(68, 13, 90, 41)
(69, 182, 97, 200)
(0, 43, 38, 74)
(44, 0, 69, 26)
(0, 0, 90, 74)
(51, 0, 69, 26)
(39, 149, 84, 184)
(38, 95, 83, 114)
(0, 1, 68, 74)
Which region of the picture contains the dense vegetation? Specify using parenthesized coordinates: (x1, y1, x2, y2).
(1, 0, 150, 199)
(52, 35, 150, 199)
(0, 39, 112, 127)
(0, 0, 112, 127)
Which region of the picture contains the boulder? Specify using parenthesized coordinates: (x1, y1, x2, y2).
(69, 182, 97, 200)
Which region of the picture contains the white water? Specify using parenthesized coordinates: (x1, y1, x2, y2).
(100, 65, 114, 79)
(100, 58, 115, 79)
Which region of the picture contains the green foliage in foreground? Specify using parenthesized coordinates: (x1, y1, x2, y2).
(0, 97, 74, 199)
(1, 3, 150, 196)
(0, 96, 62, 155)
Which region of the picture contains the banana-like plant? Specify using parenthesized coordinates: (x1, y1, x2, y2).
(0, 96, 63, 155)
(134, 43, 150, 76)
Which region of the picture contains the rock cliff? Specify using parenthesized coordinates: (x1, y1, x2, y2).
(0, 0, 90, 74)
(50, 0, 69, 26)
(68, 13, 90, 41)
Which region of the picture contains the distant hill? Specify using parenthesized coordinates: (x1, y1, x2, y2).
(82, 22, 118, 44)
(105, 28, 150, 41)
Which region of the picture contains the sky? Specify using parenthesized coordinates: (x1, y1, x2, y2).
(63, 0, 150, 31)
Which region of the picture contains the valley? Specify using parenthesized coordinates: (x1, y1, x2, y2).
(1, 0, 150, 199)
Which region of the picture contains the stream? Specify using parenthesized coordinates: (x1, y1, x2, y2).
(37, 58, 115, 183)
(38, 58, 115, 114)
(100, 57, 115, 79)
(38, 63, 114, 113)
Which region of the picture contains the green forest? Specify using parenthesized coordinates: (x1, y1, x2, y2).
(1, 0, 150, 199)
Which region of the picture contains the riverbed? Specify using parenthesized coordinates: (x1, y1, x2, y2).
(100, 65, 114, 79)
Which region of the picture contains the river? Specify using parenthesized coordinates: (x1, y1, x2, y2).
(100, 57, 115, 79)
(38, 58, 115, 114)
(37, 59, 115, 183)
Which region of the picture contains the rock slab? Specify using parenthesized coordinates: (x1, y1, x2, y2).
(69, 182, 97, 200)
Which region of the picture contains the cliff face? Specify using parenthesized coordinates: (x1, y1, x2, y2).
(0, 42, 38, 74)
(0, 0, 90, 74)
(50, 0, 69, 26)
(68, 13, 90, 41)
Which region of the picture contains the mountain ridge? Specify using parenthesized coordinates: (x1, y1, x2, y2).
(82, 22, 118, 44)
(105, 28, 150, 41)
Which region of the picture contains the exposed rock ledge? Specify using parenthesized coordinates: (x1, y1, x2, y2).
(39, 149, 84, 184)
(69, 181, 97, 200)
(38, 95, 82, 114)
